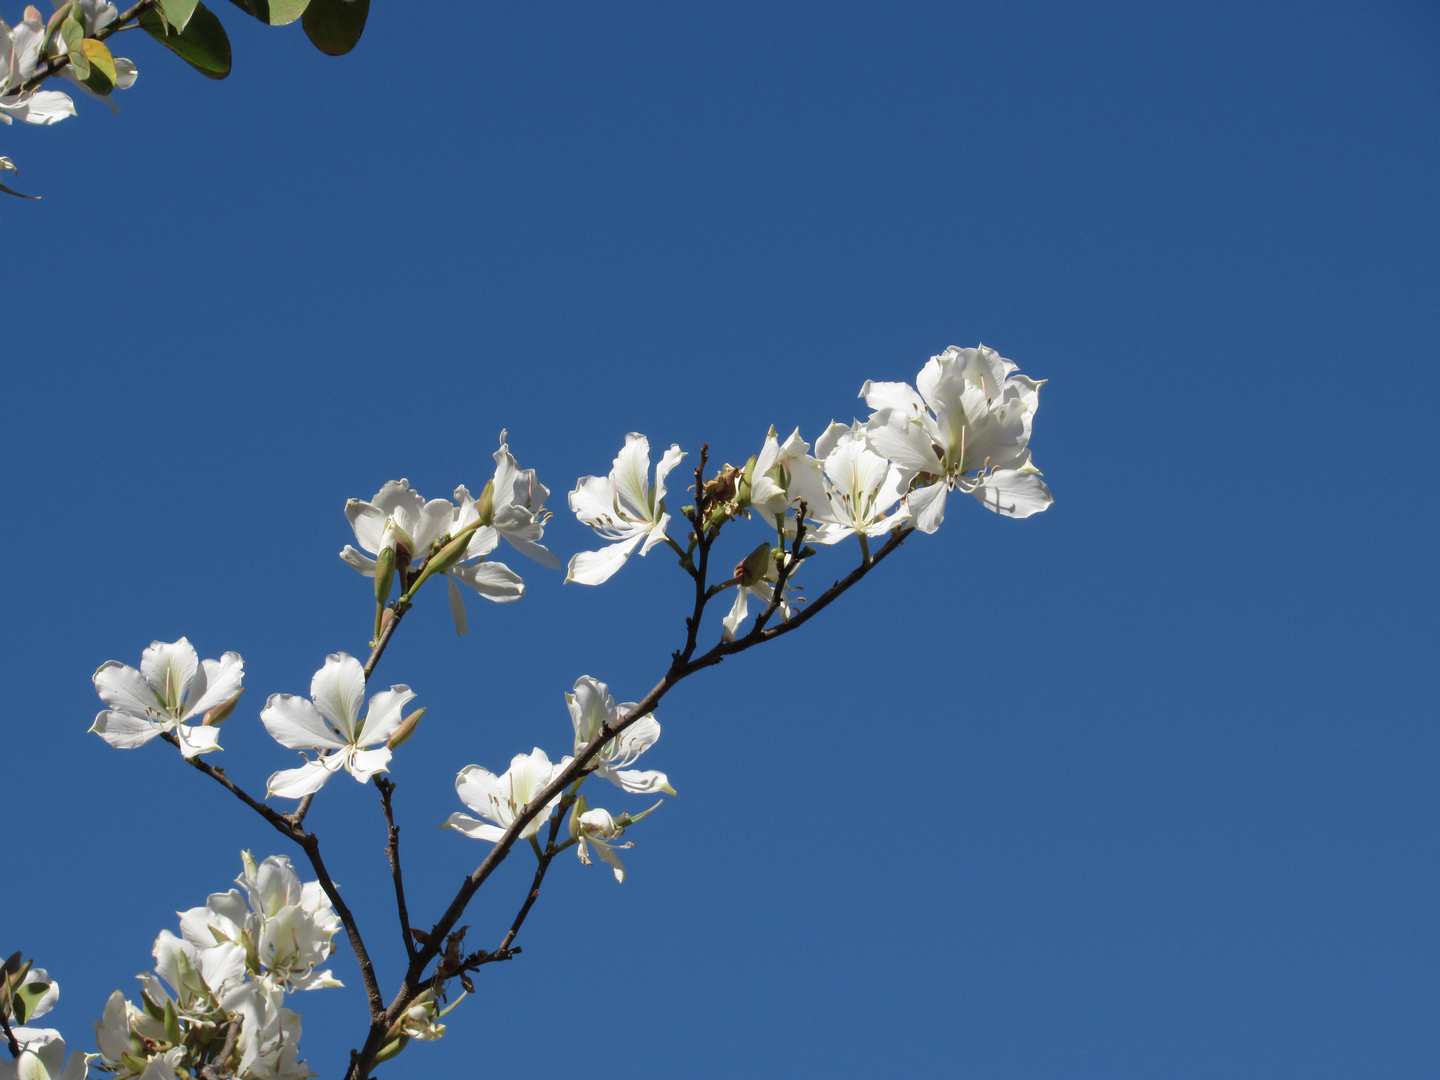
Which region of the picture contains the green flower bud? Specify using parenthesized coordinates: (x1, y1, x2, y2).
(386, 707, 427, 749)
(203, 688, 244, 727)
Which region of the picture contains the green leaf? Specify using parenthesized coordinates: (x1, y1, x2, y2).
(225, 0, 310, 25)
(81, 38, 117, 94)
(139, 3, 231, 80)
(157, 0, 201, 32)
(13, 981, 51, 1024)
(301, 0, 368, 56)
(60, 18, 87, 80)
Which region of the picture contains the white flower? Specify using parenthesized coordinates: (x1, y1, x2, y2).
(746, 426, 820, 521)
(90, 638, 244, 758)
(862, 344, 1051, 529)
(179, 854, 342, 992)
(567, 796, 662, 883)
(565, 676, 675, 795)
(340, 477, 526, 632)
(261, 653, 416, 799)
(0, 15, 76, 126)
(793, 420, 910, 546)
(227, 982, 317, 1080)
(0, 1027, 91, 1080)
(444, 748, 562, 842)
(566, 434, 685, 585)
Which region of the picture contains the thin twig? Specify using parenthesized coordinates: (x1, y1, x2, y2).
(376, 778, 416, 959)
(198, 1015, 241, 1080)
(0, 1009, 21, 1059)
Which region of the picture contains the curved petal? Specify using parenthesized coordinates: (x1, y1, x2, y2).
(454, 764, 504, 820)
(904, 480, 949, 534)
(412, 498, 456, 552)
(970, 467, 1053, 518)
(345, 500, 386, 555)
(141, 639, 199, 712)
(721, 586, 750, 642)
(448, 560, 524, 602)
(568, 676, 615, 746)
(865, 408, 944, 476)
(267, 759, 335, 800)
(442, 813, 506, 842)
(611, 434, 654, 520)
(569, 474, 618, 527)
(602, 766, 675, 796)
(348, 746, 392, 783)
(310, 653, 366, 737)
(446, 575, 469, 635)
(261, 694, 347, 751)
(93, 660, 158, 716)
(90, 709, 163, 749)
(565, 534, 644, 586)
(181, 652, 244, 721)
(340, 545, 377, 576)
(173, 722, 222, 759)
(358, 685, 415, 746)
(638, 511, 672, 557)
(860, 379, 925, 418)
(651, 444, 686, 506)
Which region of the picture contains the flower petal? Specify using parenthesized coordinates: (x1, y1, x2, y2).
(348, 746, 392, 783)
(448, 560, 524, 602)
(970, 466, 1053, 518)
(181, 652, 244, 721)
(565, 534, 644, 585)
(261, 694, 347, 751)
(441, 813, 506, 842)
(90, 709, 163, 749)
(447, 575, 469, 635)
(358, 685, 415, 747)
(267, 759, 335, 800)
(310, 653, 366, 738)
(93, 660, 157, 716)
(340, 545, 377, 576)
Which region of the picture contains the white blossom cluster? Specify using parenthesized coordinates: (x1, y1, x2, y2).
(74, 345, 1050, 1073)
(92, 853, 342, 1080)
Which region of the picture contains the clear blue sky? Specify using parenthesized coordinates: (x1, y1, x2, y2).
(3, 2, 1438, 1077)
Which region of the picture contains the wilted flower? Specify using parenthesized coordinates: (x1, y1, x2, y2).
(90, 639, 243, 758)
(568, 796, 662, 883)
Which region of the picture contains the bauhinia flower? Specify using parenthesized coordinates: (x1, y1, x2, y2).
(794, 420, 910, 546)
(862, 344, 1052, 529)
(340, 478, 525, 633)
(226, 982, 316, 1080)
(568, 795, 662, 883)
(721, 543, 796, 642)
(444, 748, 563, 842)
(0, 14, 76, 126)
(0, 1026, 91, 1080)
(260, 653, 416, 799)
(179, 853, 342, 993)
(745, 426, 820, 522)
(90, 639, 244, 759)
(567, 434, 685, 585)
(566, 676, 675, 795)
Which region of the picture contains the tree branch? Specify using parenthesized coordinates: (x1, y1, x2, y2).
(376, 778, 416, 960)
(0, 1009, 21, 1059)
(343, 502, 914, 1078)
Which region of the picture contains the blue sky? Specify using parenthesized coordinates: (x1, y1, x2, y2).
(3, 1, 1438, 1077)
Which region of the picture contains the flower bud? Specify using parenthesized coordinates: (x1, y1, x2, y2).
(23, 7, 43, 27)
(202, 689, 244, 727)
(475, 479, 496, 527)
(735, 455, 757, 509)
(734, 542, 773, 587)
(373, 544, 397, 608)
(386, 707, 427, 749)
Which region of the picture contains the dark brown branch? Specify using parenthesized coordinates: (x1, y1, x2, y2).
(0, 1008, 21, 1059)
(376, 778, 416, 960)
(198, 1015, 241, 1080)
(163, 734, 386, 1022)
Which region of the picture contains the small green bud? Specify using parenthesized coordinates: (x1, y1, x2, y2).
(386, 707, 427, 750)
(203, 688, 244, 727)
(373, 545, 397, 607)
(374, 1034, 410, 1064)
(735, 542, 772, 587)
(475, 479, 496, 527)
